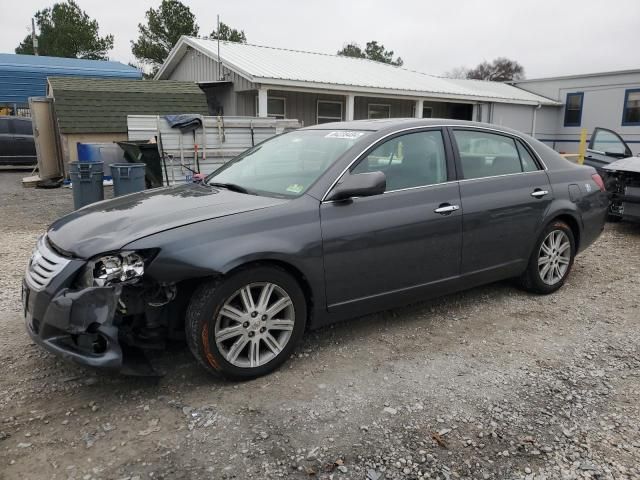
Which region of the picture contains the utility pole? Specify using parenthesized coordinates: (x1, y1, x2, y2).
(216, 14, 221, 81)
(31, 18, 38, 55)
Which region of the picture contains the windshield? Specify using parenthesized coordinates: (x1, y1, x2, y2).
(206, 129, 371, 198)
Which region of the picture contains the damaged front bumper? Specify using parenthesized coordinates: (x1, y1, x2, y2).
(22, 236, 125, 370)
(603, 158, 640, 222)
(23, 281, 124, 369)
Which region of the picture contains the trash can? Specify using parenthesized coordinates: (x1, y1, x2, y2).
(111, 163, 146, 197)
(116, 141, 164, 188)
(77, 142, 126, 180)
(69, 161, 104, 210)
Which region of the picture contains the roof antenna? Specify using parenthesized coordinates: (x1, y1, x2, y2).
(216, 14, 221, 81)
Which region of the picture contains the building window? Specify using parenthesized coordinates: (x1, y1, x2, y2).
(368, 104, 391, 119)
(255, 96, 286, 118)
(622, 89, 640, 126)
(563, 92, 583, 127)
(410, 105, 434, 118)
(317, 100, 343, 124)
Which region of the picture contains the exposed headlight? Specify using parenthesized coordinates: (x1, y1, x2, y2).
(94, 252, 145, 286)
(77, 251, 153, 288)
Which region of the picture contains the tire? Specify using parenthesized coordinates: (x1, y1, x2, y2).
(518, 220, 576, 295)
(185, 265, 307, 380)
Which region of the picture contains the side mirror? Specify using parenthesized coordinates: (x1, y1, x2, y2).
(326, 171, 386, 202)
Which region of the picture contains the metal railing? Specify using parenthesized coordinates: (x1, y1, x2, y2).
(0, 103, 31, 117)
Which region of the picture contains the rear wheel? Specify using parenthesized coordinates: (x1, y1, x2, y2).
(185, 266, 306, 380)
(518, 220, 575, 294)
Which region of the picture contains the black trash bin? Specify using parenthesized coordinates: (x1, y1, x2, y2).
(116, 141, 164, 188)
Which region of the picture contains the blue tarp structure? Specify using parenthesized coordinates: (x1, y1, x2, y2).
(0, 53, 142, 105)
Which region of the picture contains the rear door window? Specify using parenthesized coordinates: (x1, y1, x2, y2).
(453, 129, 538, 180)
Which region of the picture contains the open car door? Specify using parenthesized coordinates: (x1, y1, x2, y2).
(584, 128, 633, 174)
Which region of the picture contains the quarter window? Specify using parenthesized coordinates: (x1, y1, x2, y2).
(453, 130, 539, 180)
(622, 89, 640, 125)
(317, 100, 343, 124)
(516, 141, 539, 172)
(564, 92, 584, 127)
(351, 130, 447, 191)
(368, 104, 391, 119)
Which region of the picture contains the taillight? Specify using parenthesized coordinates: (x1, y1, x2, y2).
(591, 173, 606, 192)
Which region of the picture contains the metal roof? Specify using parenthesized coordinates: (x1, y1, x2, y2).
(511, 68, 640, 84)
(0, 53, 141, 104)
(157, 37, 559, 106)
(48, 77, 208, 134)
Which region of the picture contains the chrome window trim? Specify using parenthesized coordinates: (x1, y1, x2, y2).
(457, 169, 548, 184)
(320, 124, 548, 202)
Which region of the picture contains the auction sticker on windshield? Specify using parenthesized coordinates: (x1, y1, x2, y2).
(286, 184, 305, 194)
(325, 131, 366, 139)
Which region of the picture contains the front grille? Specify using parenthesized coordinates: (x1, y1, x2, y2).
(25, 236, 71, 291)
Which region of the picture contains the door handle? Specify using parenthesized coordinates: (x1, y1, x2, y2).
(434, 204, 460, 214)
(531, 189, 549, 198)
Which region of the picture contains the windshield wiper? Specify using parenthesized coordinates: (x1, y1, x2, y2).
(208, 182, 251, 194)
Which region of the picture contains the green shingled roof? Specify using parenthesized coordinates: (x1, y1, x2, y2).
(48, 77, 209, 134)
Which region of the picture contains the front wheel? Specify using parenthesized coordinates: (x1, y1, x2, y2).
(518, 220, 576, 294)
(186, 266, 307, 380)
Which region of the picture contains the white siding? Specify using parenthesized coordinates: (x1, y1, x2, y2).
(491, 104, 536, 135)
(514, 72, 640, 154)
(167, 47, 255, 92)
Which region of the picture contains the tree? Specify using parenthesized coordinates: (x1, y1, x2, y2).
(15, 0, 113, 60)
(131, 0, 198, 74)
(364, 41, 403, 66)
(337, 41, 403, 66)
(337, 42, 365, 59)
(444, 66, 470, 79)
(466, 57, 525, 81)
(210, 22, 247, 43)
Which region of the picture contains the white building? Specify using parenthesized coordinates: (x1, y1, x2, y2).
(512, 70, 640, 154)
(156, 37, 558, 127)
(156, 37, 640, 155)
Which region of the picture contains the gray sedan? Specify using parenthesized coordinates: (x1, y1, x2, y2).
(23, 119, 608, 379)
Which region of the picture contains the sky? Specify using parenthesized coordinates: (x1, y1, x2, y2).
(0, 0, 639, 79)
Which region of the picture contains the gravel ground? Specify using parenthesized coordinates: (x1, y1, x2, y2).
(1, 171, 639, 480)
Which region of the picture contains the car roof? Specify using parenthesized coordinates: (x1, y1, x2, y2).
(302, 117, 580, 173)
(303, 118, 527, 136)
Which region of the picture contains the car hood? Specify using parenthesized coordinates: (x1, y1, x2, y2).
(602, 156, 640, 174)
(48, 183, 288, 259)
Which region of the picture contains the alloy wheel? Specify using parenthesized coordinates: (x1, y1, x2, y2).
(537, 230, 571, 285)
(214, 282, 295, 368)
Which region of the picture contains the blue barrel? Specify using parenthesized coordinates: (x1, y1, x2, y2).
(77, 143, 102, 163)
(69, 161, 104, 210)
(111, 163, 146, 197)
